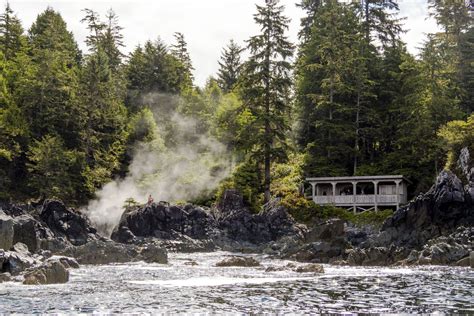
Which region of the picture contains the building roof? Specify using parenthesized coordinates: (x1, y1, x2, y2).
(306, 175, 412, 184)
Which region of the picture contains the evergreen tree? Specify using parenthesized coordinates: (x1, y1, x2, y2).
(296, 1, 362, 176)
(240, 0, 294, 203)
(171, 32, 194, 87)
(79, 48, 127, 197)
(216, 39, 243, 93)
(81, 8, 105, 52)
(0, 3, 25, 60)
(358, 0, 402, 48)
(296, 0, 322, 42)
(125, 39, 189, 113)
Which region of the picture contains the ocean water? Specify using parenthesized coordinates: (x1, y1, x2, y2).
(0, 251, 472, 314)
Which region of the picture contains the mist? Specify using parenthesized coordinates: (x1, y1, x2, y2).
(84, 93, 231, 236)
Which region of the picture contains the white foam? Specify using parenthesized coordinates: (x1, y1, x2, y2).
(126, 276, 314, 287)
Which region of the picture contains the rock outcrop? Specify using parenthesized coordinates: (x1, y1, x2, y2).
(111, 190, 304, 252)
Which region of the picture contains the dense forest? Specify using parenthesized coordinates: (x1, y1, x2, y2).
(0, 0, 472, 212)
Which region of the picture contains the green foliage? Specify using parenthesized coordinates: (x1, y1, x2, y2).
(27, 135, 84, 201)
(438, 113, 474, 171)
(217, 40, 243, 93)
(285, 199, 393, 228)
(240, 0, 294, 203)
(123, 197, 139, 208)
(216, 159, 263, 212)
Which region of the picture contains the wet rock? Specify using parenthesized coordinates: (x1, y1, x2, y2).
(50, 256, 80, 269)
(2, 249, 38, 275)
(40, 200, 99, 246)
(137, 243, 167, 264)
(290, 238, 348, 263)
(63, 240, 168, 265)
(63, 240, 139, 265)
(265, 262, 297, 272)
(215, 256, 260, 267)
(347, 247, 392, 266)
(0, 272, 11, 282)
(184, 260, 198, 266)
(0, 211, 14, 250)
(23, 259, 69, 285)
(455, 256, 470, 267)
(295, 263, 324, 273)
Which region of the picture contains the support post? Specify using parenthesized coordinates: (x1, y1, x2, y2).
(373, 181, 379, 212)
(395, 180, 401, 209)
(331, 182, 336, 204)
(352, 181, 357, 214)
(311, 183, 316, 202)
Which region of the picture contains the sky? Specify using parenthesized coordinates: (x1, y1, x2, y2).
(3, 0, 441, 87)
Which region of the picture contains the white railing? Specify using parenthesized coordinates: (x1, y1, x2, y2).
(377, 195, 398, 204)
(314, 194, 400, 205)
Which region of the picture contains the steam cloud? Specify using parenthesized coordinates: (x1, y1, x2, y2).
(84, 93, 231, 236)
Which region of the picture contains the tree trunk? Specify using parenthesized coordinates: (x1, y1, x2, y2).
(354, 90, 361, 175)
(327, 76, 334, 159)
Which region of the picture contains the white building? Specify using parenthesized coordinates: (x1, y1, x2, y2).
(306, 175, 411, 212)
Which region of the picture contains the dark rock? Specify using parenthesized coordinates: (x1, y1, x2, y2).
(23, 259, 69, 285)
(51, 256, 80, 269)
(62, 240, 168, 265)
(347, 247, 392, 266)
(112, 191, 303, 252)
(306, 219, 344, 242)
(184, 260, 198, 266)
(2, 249, 38, 275)
(374, 170, 474, 250)
(216, 189, 246, 212)
(39, 200, 99, 246)
(215, 256, 260, 267)
(63, 240, 139, 265)
(137, 243, 167, 264)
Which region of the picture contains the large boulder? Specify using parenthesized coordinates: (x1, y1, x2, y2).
(136, 243, 168, 264)
(39, 200, 99, 246)
(12, 214, 56, 253)
(23, 259, 69, 285)
(111, 203, 215, 242)
(63, 240, 139, 265)
(0, 211, 14, 250)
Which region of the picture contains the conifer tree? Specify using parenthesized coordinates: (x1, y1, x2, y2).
(240, 0, 294, 203)
(101, 9, 124, 71)
(296, 0, 322, 42)
(216, 39, 243, 93)
(0, 3, 25, 60)
(171, 32, 194, 87)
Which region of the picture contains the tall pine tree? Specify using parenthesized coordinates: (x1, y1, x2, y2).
(240, 0, 294, 203)
(216, 39, 243, 93)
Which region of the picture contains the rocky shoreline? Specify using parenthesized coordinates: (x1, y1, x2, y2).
(1, 149, 473, 285)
